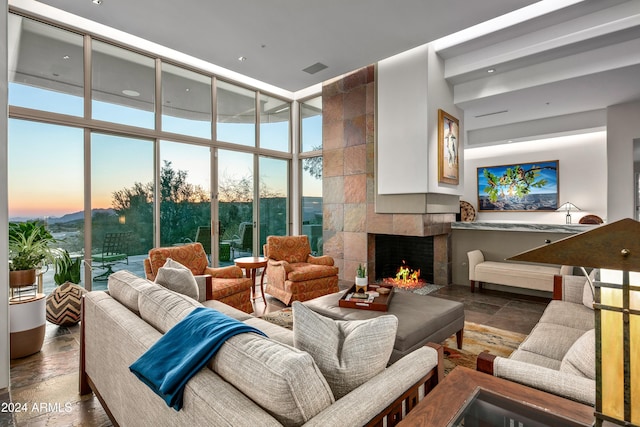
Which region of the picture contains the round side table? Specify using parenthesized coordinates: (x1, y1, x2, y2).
(234, 256, 268, 302)
(10, 293, 46, 359)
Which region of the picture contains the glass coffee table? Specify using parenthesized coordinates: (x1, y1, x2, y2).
(399, 367, 594, 427)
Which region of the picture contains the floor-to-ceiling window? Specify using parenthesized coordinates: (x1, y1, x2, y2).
(300, 96, 323, 254)
(259, 156, 288, 254)
(91, 134, 154, 288)
(159, 141, 211, 249)
(7, 120, 84, 294)
(7, 12, 296, 290)
(218, 149, 254, 259)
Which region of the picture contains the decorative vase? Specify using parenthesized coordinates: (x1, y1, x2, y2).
(355, 276, 368, 293)
(46, 282, 87, 326)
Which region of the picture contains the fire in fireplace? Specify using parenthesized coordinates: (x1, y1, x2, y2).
(381, 260, 426, 289)
(374, 234, 434, 284)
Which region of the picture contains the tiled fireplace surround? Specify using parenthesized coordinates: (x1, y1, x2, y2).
(322, 65, 454, 286)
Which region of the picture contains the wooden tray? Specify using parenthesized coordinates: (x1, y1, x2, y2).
(338, 284, 394, 311)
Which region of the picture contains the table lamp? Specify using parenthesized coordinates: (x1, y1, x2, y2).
(509, 218, 639, 427)
(557, 201, 581, 224)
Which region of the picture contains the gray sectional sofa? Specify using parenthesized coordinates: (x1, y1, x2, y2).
(477, 271, 595, 405)
(80, 270, 442, 427)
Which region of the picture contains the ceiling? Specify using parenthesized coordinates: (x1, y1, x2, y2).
(12, 0, 640, 146)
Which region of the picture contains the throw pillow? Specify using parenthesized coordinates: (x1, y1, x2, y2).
(292, 301, 397, 399)
(559, 329, 596, 380)
(154, 258, 199, 301)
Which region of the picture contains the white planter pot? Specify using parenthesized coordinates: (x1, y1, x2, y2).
(355, 276, 368, 293)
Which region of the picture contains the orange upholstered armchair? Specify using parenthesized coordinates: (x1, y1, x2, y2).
(264, 235, 339, 305)
(143, 242, 253, 313)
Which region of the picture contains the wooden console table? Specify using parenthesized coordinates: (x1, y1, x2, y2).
(399, 367, 594, 426)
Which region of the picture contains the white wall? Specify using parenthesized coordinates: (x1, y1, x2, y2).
(378, 45, 430, 194)
(377, 44, 463, 196)
(2, 0, 10, 390)
(462, 131, 607, 224)
(607, 101, 640, 221)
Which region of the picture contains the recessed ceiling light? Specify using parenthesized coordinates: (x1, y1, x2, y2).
(487, 68, 496, 73)
(238, 56, 247, 62)
(92, 0, 102, 5)
(185, 88, 190, 92)
(122, 89, 140, 97)
(63, 55, 70, 60)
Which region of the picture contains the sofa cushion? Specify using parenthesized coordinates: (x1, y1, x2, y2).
(538, 300, 594, 331)
(210, 332, 334, 427)
(292, 301, 397, 399)
(560, 329, 596, 380)
(107, 270, 155, 315)
(287, 263, 339, 281)
(154, 258, 199, 301)
(519, 322, 588, 362)
(138, 285, 201, 333)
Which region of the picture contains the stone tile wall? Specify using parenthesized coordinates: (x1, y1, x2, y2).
(322, 66, 453, 285)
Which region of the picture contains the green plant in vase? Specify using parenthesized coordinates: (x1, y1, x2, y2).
(355, 263, 368, 292)
(8, 221, 57, 288)
(53, 249, 82, 285)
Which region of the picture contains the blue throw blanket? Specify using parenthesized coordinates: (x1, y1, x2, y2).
(129, 307, 266, 410)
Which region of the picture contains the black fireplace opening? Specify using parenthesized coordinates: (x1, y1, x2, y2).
(374, 234, 434, 283)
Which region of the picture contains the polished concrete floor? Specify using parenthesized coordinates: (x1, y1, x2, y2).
(2, 282, 549, 426)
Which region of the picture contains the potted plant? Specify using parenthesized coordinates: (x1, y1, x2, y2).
(8, 221, 56, 288)
(355, 263, 368, 293)
(53, 249, 82, 286)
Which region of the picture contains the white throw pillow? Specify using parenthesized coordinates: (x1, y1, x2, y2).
(292, 301, 397, 399)
(154, 258, 199, 301)
(560, 329, 596, 380)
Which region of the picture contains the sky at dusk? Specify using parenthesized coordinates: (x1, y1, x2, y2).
(8, 114, 321, 220)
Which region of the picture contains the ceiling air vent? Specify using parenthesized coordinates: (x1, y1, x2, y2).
(302, 62, 328, 75)
(474, 110, 508, 118)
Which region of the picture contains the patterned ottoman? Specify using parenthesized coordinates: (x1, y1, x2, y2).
(303, 289, 465, 364)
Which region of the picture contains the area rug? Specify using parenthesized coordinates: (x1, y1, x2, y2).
(442, 322, 526, 375)
(260, 311, 526, 376)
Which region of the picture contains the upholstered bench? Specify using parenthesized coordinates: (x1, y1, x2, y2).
(467, 249, 571, 293)
(303, 290, 465, 363)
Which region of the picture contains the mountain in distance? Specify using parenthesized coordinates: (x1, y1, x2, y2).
(10, 208, 116, 224)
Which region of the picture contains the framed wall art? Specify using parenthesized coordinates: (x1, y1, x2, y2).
(438, 109, 460, 185)
(477, 160, 559, 211)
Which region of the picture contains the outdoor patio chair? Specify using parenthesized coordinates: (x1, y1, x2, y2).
(91, 231, 131, 281)
(229, 221, 253, 255)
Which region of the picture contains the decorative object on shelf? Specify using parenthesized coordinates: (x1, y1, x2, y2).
(477, 160, 559, 211)
(459, 200, 476, 222)
(579, 214, 603, 225)
(509, 218, 640, 427)
(355, 263, 368, 293)
(557, 201, 581, 224)
(438, 109, 460, 185)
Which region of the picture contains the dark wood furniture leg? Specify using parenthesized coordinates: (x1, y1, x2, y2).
(456, 328, 464, 349)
